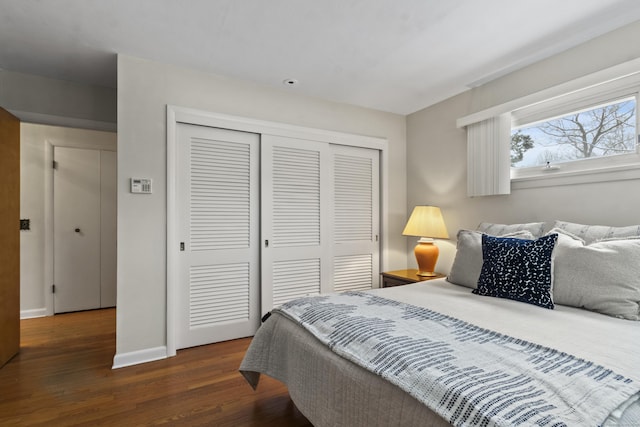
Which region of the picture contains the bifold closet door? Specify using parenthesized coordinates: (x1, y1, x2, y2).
(261, 134, 332, 315)
(330, 145, 380, 291)
(175, 123, 260, 350)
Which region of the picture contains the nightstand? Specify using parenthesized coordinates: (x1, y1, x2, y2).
(380, 269, 446, 288)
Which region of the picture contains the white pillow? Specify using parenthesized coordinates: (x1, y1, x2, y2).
(551, 228, 640, 320)
(477, 222, 545, 237)
(552, 220, 640, 244)
(447, 229, 535, 289)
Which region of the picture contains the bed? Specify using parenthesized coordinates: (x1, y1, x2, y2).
(240, 221, 640, 426)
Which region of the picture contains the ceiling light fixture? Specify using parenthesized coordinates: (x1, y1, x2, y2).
(282, 78, 299, 87)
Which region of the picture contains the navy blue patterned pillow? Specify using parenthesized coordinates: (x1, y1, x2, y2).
(473, 233, 558, 309)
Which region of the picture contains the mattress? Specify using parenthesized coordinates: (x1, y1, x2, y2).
(240, 279, 640, 426)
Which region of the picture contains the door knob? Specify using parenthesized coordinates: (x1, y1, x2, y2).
(75, 228, 81, 233)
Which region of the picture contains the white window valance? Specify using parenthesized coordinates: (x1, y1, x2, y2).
(466, 114, 511, 197)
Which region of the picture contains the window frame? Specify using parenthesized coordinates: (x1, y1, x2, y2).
(509, 76, 640, 185)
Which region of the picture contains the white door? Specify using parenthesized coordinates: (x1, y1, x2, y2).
(261, 135, 331, 315)
(330, 145, 380, 291)
(176, 124, 260, 350)
(54, 147, 101, 313)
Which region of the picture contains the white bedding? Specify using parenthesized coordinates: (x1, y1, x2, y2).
(241, 278, 640, 425)
(371, 279, 640, 424)
(373, 279, 640, 382)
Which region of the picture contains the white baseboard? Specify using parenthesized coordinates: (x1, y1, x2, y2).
(20, 308, 47, 319)
(112, 346, 168, 369)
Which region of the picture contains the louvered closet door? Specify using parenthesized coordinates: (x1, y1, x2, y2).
(261, 135, 331, 315)
(176, 124, 260, 350)
(331, 145, 380, 291)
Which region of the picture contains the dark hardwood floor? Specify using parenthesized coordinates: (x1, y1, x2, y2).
(0, 309, 312, 426)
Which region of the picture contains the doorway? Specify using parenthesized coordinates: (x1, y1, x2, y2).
(19, 124, 116, 318)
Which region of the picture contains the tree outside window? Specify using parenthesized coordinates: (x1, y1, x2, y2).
(511, 97, 636, 168)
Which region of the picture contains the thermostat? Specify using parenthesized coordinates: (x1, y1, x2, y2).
(131, 178, 152, 194)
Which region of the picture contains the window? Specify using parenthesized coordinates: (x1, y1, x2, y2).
(511, 96, 637, 168)
(508, 73, 640, 184)
(457, 59, 640, 193)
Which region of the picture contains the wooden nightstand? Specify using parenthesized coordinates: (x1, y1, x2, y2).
(380, 269, 446, 288)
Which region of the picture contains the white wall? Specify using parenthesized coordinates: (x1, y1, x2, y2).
(116, 55, 407, 362)
(20, 123, 116, 318)
(1, 71, 116, 131)
(407, 20, 640, 274)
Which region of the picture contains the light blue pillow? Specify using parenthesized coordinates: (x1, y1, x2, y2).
(473, 234, 558, 309)
(447, 229, 535, 289)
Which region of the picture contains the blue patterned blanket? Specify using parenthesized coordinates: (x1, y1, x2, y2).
(275, 292, 637, 427)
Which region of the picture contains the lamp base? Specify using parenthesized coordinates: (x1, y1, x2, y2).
(416, 271, 438, 277)
(414, 238, 439, 277)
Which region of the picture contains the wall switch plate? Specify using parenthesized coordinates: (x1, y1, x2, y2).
(130, 178, 152, 194)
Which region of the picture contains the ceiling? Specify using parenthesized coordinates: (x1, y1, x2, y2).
(1, 0, 640, 115)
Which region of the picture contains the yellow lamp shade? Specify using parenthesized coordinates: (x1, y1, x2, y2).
(402, 206, 449, 239)
(403, 206, 448, 277)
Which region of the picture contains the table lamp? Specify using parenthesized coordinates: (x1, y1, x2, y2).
(402, 206, 449, 277)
